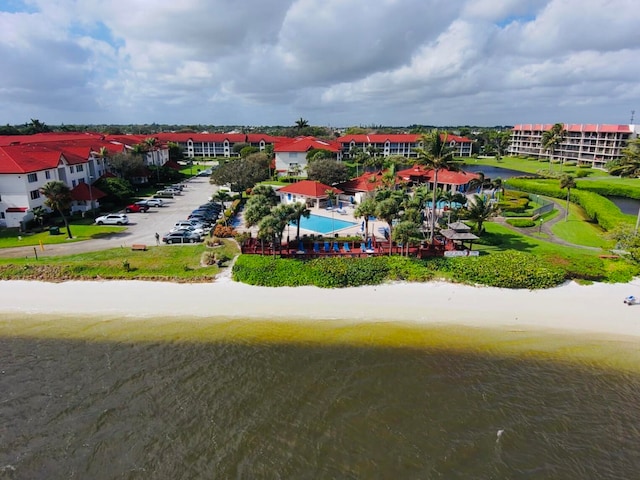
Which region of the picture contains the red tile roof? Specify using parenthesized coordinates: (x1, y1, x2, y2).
(274, 136, 340, 153)
(336, 171, 386, 192)
(278, 180, 342, 197)
(154, 132, 280, 144)
(397, 165, 480, 185)
(70, 182, 107, 201)
(513, 124, 632, 134)
(337, 133, 473, 144)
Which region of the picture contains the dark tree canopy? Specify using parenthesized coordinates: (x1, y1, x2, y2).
(306, 159, 350, 186)
(108, 152, 146, 181)
(211, 152, 270, 192)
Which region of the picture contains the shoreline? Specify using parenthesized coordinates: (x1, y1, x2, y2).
(2, 278, 640, 339)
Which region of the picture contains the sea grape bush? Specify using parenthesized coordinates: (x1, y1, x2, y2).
(435, 251, 565, 289)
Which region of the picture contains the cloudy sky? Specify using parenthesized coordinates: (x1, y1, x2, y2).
(1, 0, 639, 127)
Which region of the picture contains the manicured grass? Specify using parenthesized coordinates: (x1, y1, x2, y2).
(463, 156, 609, 177)
(0, 239, 240, 281)
(0, 224, 126, 248)
(550, 203, 610, 248)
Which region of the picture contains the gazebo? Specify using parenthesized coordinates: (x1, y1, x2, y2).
(439, 221, 479, 251)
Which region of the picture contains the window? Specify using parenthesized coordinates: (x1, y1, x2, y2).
(30, 190, 40, 200)
(72, 180, 77, 187)
(45, 170, 51, 179)
(69, 166, 74, 173)
(0, 212, 4, 219)
(76, 164, 84, 172)
(27, 173, 38, 183)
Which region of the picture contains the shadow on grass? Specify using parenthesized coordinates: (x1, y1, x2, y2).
(476, 231, 537, 253)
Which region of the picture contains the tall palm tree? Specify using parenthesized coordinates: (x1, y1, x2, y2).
(465, 194, 498, 234)
(375, 197, 401, 255)
(353, 197, 377, 241)
(541, 123, 566, 171)
(325, 189, 337, 233)
(295, 117, 309, 130)
(288, 202, 311, 240)
(559, 174, 576, 222)
(414, 130, 461, 244)
(393, 220, 422, 256)
(40, 181, 73, 238)
(257, 215, 281, 258)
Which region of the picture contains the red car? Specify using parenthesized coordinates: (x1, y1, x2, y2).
(124, 203, 149, 213)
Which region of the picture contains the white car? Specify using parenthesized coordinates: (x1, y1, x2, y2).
(137, 198, 165, 207)
(95, 213, 129, 225)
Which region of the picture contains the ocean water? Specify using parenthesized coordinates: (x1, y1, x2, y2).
(1, 316, 640, 479)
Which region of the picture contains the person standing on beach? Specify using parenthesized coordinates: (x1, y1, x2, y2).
(155, 232, 160, 245)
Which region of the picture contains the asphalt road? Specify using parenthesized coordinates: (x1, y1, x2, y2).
(1, 177, 218, 259)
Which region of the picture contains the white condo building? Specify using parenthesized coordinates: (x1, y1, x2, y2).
(508, 124, 639, 169)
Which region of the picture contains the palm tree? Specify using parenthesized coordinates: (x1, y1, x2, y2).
(353, 197, 377, 241)
(541, 123, 566, 171)
(40, 181, 73, 238)
(325, 189, 337, 233)
(31, 206, 46, 231)
(559, 174, 576, 222)
(414, 130, 461, 244)
(375, 197, 401, 255)
(295, 117, 309, 130)
(467, 172, 486, 193)
(393, 220, 422, 256)
(213, 190, 231, 223)
(465, 194, 498, 234)
(288, 202, 310, 241)
(608, 138, 640, 177)
(257, 215, 281, 258)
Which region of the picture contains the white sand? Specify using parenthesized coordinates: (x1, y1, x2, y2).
(2, 278, 640, 338)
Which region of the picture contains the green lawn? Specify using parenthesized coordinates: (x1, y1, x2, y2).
(463, 156, 609, 177)
(0, 224, 126, 248)
(549, 203, 610, 248)
(0, 240, 240, 281)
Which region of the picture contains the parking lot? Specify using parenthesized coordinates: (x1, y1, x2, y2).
(1, 178, 219, 258)
(114, 178, 219, 246)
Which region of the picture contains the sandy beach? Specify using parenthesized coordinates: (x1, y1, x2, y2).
(2, 278, 640, 339)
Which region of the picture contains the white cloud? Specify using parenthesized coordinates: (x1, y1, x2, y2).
(0, 0, 639, 126)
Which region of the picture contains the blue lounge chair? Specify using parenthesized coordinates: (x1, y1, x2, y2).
(297, 240, 305, 253)
(313, 242, 320, 253)
(324, 241, 331, 253)
(360, 242, 366, 252)
(343, 243, 351, 253)
(333, 242, 340, 253)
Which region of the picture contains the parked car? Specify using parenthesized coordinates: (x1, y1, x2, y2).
(162, 231, 202, 244)
(175, 220, 209, 230)
(170, 183, 185, 191)
(125, 203, 149, 213)
(170, 225, 206, 237)
(95, 213, 129, 225)
(154, 190, 174, 198)
(136, 199, 164, 208)
(163, 188, 182, 195)
(197, 168, 212, 177)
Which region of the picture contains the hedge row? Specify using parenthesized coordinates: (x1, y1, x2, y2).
(505, 179, 630, 230)
(232, 251, 569, 289)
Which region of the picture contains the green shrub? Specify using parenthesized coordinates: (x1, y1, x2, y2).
(506, 218, 536, 227)
(575, 169, 589, 178)
(445, 251, 565, 289)
(564, 161, 577, 166)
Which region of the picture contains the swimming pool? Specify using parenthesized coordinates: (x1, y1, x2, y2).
(291, 214, 357, 234)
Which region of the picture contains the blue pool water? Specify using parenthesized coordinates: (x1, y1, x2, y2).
(292, 213, 357, 234)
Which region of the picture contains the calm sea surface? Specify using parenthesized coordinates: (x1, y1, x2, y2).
(2, 316, 640, 479)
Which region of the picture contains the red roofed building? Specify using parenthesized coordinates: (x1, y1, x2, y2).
(509, 124, 639, 168)
(274, 137, 341, 178)
(335, 171, 386, 204)
(277, 180, 343, 208)
(337, 133, 474, 159)
(70, 181, 107, 216)
(396, 165, 480, 193)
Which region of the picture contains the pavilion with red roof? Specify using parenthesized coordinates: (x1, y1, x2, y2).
(277, 180, 343, 208)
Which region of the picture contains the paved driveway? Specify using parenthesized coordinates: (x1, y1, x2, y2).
(1, 177, 218, 258)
